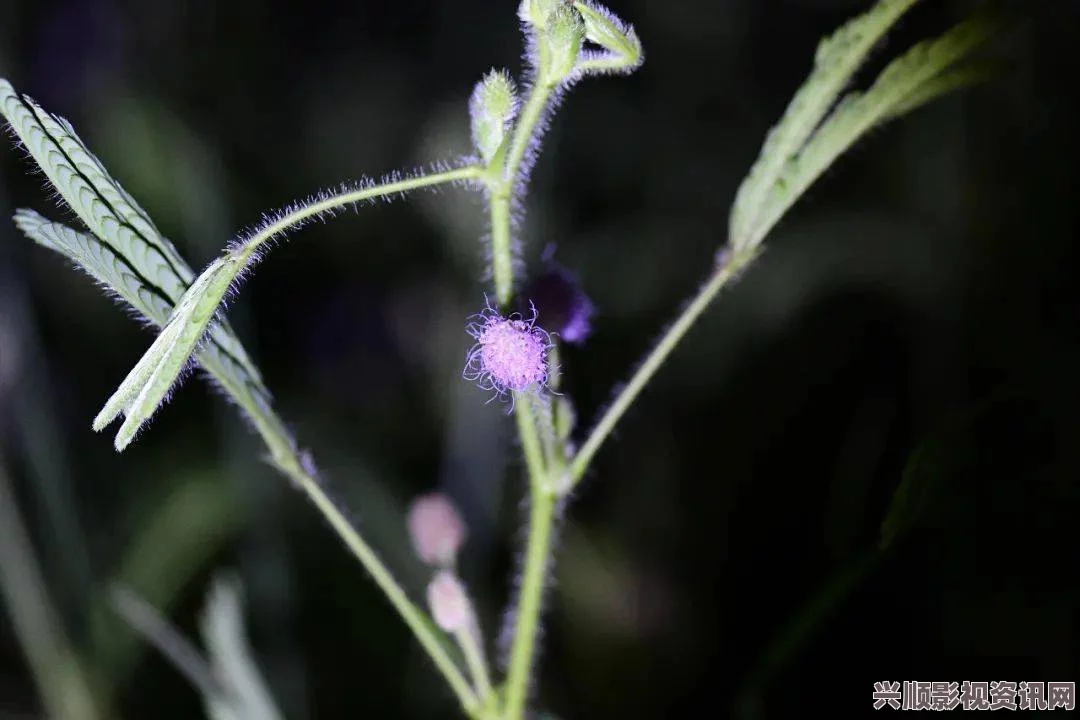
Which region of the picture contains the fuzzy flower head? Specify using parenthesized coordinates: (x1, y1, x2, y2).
(463, 299, 554, 402)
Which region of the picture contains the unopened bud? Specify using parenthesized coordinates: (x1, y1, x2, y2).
(469, 70, 519, 165)
(574, 1, 642, 68)
(407, 492, 467, 566)
(539, 6, 585, 83)
(517, 0, 565, 30)
(554, 396, 576, 442)
(426, 570, 472, 633)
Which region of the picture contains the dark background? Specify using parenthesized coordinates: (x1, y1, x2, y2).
(0, 0, 1076, 717)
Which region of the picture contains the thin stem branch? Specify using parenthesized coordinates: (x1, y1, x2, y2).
(456, 617, 494, 703)
(514, 393, 549, 490)
(568, 247, 761, 485)
(489, 193, 515, 306)
(488, 72, 557, 307)
(502, 393, 555, 720)
(273, 457, 481, 716)
(502, 390, 564, 720)
(503, 81, 554, 189)
(502, 479, 557, 720)
(212, 164, 486, 717)
(241, 165, 484, 262)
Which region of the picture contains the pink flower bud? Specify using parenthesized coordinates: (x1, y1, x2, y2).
(426, 570, 472, 633)
(407, 492, 467, 566)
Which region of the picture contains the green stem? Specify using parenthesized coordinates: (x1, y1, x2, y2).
(529, 395, 560, 484)
(502, 470, 557, 720)
(487, 72, 557, 307)
(238, 405, 480, 716)
(503, 79, 555, 188)
(568, 247, 761, 485)
(514, 394, 549, 491)
(489, 192, 515, 306)
(272, 454, 481, 716)
(485, 73, 564, 719)
(502, 393, 568, 720)
(241, 165, 483, 263)
(210, 165, 485, 717)
(456, 618, 494, 704)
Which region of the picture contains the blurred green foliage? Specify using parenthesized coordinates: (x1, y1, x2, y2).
(0, 0, 1076, 718)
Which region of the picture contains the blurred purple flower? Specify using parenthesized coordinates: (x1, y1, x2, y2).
(520, 261, 594, 345)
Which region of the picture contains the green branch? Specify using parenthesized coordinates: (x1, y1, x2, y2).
(569, 247, 759, 485)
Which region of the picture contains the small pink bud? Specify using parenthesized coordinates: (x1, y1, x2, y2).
(426, 570, 472, 633)
(463, 299, 554, 402)
(407, 492, 467, 566)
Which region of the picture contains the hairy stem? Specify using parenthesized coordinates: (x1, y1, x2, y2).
(217, 165, 485, 716)
(488, 78, 562, 711)
(532, 396, 561, 488)
(488, 71, 557, 306)
(489, 193, 515, 306)
(481, 64, 566, 720)
(503, 79, 555, 191)
(456, 618, 494, 704)
(503, 395, 567, 719)
(569, 246, 761, 485)
(272, 453, 481, 716)
(514, 394, 549, 489)
(502, 463, 557, 720)
(240, 165, 483, 263)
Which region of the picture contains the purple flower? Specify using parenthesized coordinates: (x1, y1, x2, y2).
(521, 264, 594, 345)
(463, 299, 554, 402)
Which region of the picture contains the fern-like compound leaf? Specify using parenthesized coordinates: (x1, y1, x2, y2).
(1, 78, 281, 449)
(750, 18, 995, 250)
(96, 254, 242, 450)
(728, 0, 921, 250)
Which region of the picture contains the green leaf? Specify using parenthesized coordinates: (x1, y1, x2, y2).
(90, 471, 237, 688)
(728, 0, 921, 250)
(750, 18, 995, 251)
(879, 391, 1013, 551)
(200, 574, 285, 720)
(109, 585, 224, 708)
(109, 573, 284, 720)
(1, 79, 197, 301)
(880, 59, 996, 123)
(2, 78, 280, 453)
(13, 208, 175, 326)
(95, 254, 242, 450)
(572, 1, 643, 75)
(735, 549, 878, 716)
